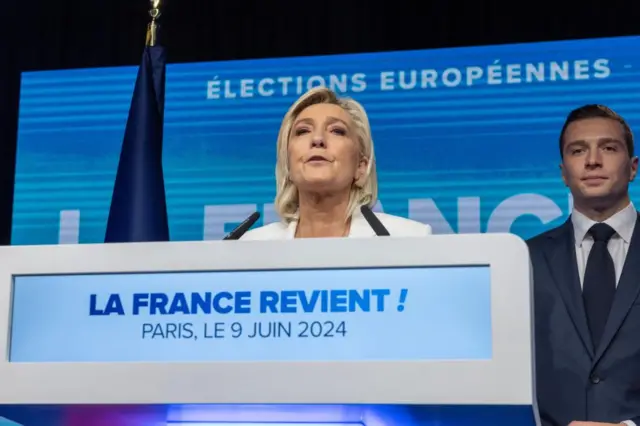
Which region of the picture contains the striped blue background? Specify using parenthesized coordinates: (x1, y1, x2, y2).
(12, 35, 640, 245)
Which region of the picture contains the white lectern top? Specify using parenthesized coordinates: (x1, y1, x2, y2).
(0, 234, 532, 408)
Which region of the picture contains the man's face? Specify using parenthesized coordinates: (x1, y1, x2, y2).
(561, 117, 637, 208)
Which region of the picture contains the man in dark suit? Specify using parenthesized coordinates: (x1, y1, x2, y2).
(527, 104, 640, 426)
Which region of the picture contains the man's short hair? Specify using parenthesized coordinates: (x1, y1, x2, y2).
(559, 104, 634, 158)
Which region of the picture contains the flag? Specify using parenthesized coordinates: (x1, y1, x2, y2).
(104, 44, 169, 242)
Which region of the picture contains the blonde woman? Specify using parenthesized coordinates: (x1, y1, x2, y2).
(242, 87, 431, 239)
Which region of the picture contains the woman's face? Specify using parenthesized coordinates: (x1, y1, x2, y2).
(287, 103, 366, 195)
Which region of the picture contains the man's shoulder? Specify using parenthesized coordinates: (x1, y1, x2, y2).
(525, 222, 568, 253)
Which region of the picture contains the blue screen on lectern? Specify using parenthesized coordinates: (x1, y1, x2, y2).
(9, 265, 491, 363)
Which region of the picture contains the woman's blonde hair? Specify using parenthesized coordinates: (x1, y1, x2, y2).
(274, 87, 378, 223)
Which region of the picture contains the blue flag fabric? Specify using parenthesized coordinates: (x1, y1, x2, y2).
(104, 45, 170, 243)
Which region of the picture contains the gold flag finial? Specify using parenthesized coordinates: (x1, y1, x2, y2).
(145, 0, 162, 46)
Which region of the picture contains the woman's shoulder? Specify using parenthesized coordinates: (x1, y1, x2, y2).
(239, 212, 431, 240)
(240, 221, 289, 240)
(374, 212, 432, 237)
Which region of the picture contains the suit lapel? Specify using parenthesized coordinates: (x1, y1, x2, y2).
(543, 219, 595, 358)
(594, 213, 640, 362)
(348, 211, 376, 238)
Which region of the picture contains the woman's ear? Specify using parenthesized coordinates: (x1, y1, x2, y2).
(354, 156, 368, 187)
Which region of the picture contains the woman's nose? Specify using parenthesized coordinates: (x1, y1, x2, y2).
(311, 136, 326, 148)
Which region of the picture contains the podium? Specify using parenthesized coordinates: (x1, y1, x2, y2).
(0, 233, 538, 426)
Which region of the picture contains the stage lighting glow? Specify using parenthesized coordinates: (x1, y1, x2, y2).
(167, 423, 362, 426)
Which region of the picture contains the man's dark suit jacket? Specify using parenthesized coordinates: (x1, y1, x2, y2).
(527, 214, 640, 426)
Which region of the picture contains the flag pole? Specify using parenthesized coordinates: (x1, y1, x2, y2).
(145, 0, 162, 47)
(103, 0, 169, 243)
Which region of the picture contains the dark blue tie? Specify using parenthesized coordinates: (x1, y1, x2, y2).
(582, 223, 617, 350)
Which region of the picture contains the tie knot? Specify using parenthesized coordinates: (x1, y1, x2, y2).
(588, 223, 616, 243)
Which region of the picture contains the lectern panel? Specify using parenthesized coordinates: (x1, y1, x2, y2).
(0, 235, 533, 410)
(10, 265, 491, 363)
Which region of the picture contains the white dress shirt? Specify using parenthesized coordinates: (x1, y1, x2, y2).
(571, 201, 637, 426)
(572, 201, 637, 288)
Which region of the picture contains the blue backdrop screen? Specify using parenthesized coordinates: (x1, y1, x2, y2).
(13, 36, 640, 244)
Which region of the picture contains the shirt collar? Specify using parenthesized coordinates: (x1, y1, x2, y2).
(572, 201, 637, 246)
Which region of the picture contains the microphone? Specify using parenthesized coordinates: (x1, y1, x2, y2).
(223, 212, 261, 240)
(360, 205, 390, 236)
